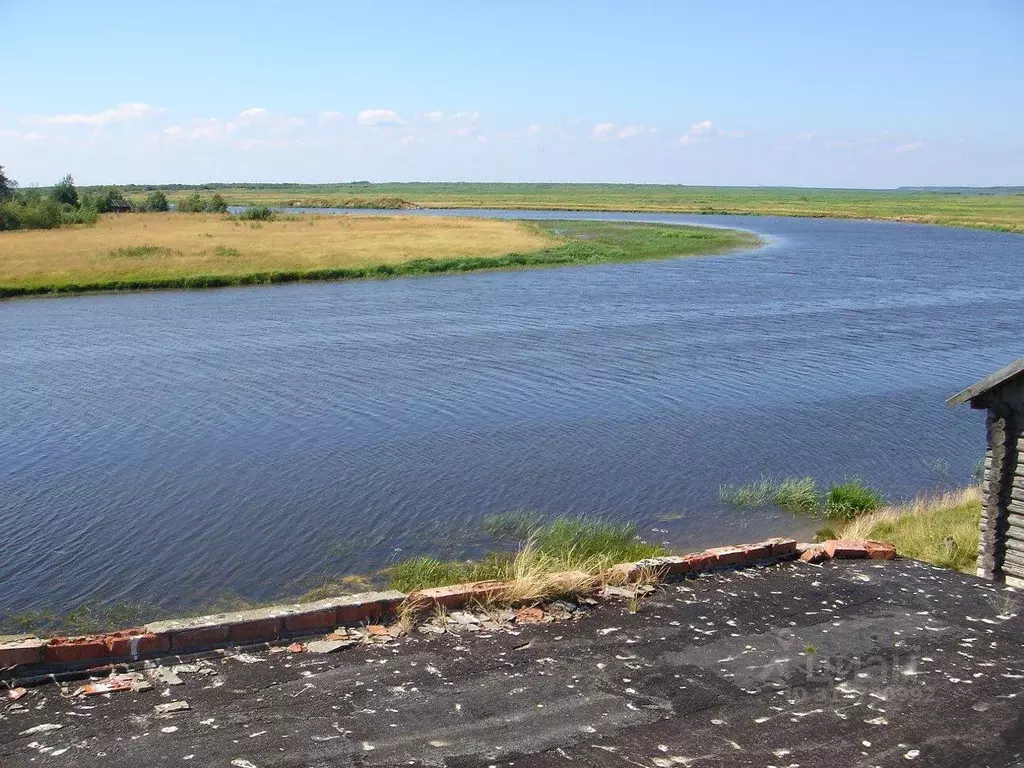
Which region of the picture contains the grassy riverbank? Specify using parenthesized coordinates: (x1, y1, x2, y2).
(116, 183, 1024, 234)
(834, 487, 981, 573)
(0, 214, 759, 298)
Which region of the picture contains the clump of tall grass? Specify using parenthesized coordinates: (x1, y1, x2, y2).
(237, 205, 274, 221)
(823, 479, 885, 521)
(721, 475, 883, 520)
(386, 514, 665, 594)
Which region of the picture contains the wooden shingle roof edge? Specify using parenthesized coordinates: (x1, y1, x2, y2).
(947, 358, 1024, 407)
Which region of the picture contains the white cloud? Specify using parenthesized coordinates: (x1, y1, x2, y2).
(617, 124, 653, 139)
(593, 122, 654, 140)
(238, 107, 268, 118)
(37, 103, 164, 126)
(894, 141, 924, 153)
(453, 124, 477, 136)
(424, 110, 444, 122)
(358, 108, 404, 127)
(452, 110, 480, 122)
(678, 119, 715, 145)
(320, 111, 345, 120)
(524, 123, 542, 136)
(476, 135, 488, 144)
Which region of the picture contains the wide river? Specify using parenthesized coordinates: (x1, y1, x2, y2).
(1, 211, 1021, 618)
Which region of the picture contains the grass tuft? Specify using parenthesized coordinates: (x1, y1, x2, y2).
(386, 515, 665, 595)
(823, 479, 885, 520)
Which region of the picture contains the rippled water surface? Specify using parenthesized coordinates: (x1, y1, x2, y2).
(1, 211, 1020, 616)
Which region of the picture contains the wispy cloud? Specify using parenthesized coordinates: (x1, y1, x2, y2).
(36, 103, 164, 126)
(894, 141, 924, 153)
(591, 122, 654, 141)
(357, 108, 404, 127)
(678, 119, 714, 145)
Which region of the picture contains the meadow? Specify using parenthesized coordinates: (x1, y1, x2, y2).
(116, 183, 1024, 233)
(0, 213, 758, 298)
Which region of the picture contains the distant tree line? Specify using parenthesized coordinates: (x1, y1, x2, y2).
(0, 164, 235, 231)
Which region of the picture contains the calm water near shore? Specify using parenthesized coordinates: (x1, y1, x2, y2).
(1, 210, 1020, 616)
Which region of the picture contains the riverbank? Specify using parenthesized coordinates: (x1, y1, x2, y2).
(0, 215, 758, 298)
(833, 487, 981, 573)
(119, 183, 1024, 234)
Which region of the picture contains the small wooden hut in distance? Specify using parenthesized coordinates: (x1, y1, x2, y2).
(948, 358, 1024, 587)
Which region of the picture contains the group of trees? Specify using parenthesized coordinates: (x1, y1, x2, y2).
(177, 191, 228, 213)
(0, 166, 178, 230)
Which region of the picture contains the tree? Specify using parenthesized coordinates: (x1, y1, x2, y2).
(52, 174, 78, 207)
(0, 165, 16, 200)
(142, 190, 169, 212)
(207, 193, 228, 213)
(178, 192, 206, 212)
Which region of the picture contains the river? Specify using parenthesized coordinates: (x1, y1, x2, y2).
(1, 210, 1020, 616)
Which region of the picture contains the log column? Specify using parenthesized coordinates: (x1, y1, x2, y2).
(978, 407, 1016, 581)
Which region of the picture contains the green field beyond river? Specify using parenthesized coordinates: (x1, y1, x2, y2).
(114, 183, 1024, 234)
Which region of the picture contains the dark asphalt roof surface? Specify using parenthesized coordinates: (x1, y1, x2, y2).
(2, 558, 1022, 767)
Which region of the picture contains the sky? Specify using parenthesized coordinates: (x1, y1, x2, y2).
(1, 1, 1022, 188)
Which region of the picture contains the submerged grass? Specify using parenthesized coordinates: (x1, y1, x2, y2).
(721, 475, 884, 520)
(0, 214, 758, 299)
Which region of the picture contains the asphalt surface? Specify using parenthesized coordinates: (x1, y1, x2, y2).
(2, 558, 1022, 767)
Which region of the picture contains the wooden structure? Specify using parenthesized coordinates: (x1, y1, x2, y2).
(948, 359, 1024, 586)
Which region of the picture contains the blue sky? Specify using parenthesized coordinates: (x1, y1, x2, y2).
(2, 1, 1021, 187)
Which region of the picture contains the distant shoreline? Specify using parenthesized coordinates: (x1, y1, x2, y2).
(105, 183, 1020, 234)
(0, 217, 760, 300)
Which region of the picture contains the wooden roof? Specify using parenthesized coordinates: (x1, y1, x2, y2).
(947, 358, 1024, 407)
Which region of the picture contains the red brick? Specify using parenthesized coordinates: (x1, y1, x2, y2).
(865, 540, 897, 560)
(170, 625, 229, 652)
(798, 544, 828, 563)
(743, 543, 773, 561)
(682, 552, 716, 573)
(284, 607, 338, 633)
(410, 580, 509, 610)
(705, 546, 747, 567)
(104, 632, 170, 659)
(44, 637, 110, 665)
(0, 638, 44, 667)
(228, 617, 281, 643)
(337, 602, 380, 624)
(764, 537, 799, 557)
(823, 539, 868, 559)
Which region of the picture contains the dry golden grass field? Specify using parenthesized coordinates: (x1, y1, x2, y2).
(0, 213, 558, 292)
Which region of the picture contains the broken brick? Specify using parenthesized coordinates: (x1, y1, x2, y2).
(705, 546, 747, 567)
(865, 540, 897, 560)
(823, 539, 869, 559)
(105, 632, 170, 659)
(228, 617, 281, 643)
(44, 637, 110, 666)
(0, 637, 44, 668)
(169, 626, 229, 652)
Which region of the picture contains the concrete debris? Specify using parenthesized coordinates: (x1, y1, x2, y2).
(149, 667, 184, 686)
(19, 723, 63, 735)
(305, 640, 354, 654)
(153, 700, 190, 715)
(172, 662, 217, 676)
(287, 642, 304, 653)
(7, 687, 27, 700)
